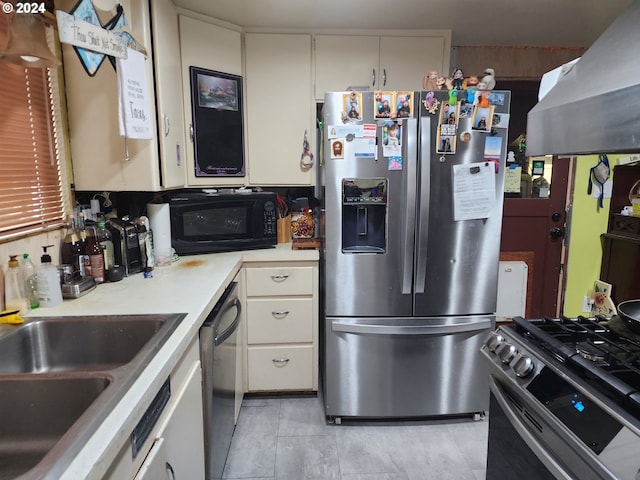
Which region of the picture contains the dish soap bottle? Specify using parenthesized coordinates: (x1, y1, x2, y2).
(5, 255, 30, 315)
(36, 245, 63, 307)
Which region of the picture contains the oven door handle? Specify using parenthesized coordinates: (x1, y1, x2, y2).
(489, 376, 574, 480)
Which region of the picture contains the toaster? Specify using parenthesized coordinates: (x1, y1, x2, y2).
(108, 217, 143, 276)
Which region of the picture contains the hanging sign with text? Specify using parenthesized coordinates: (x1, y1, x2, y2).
(56, 11, 127, 58)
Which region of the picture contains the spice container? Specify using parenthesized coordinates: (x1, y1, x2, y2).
(291, 210, 314, 238)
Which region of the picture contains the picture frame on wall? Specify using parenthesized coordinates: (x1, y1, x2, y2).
(190, 67, 245, 177)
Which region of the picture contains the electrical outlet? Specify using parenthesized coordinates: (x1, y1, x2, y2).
(582, 295, 591, 313)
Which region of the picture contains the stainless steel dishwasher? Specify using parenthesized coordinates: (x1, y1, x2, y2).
(200, 281, 241, 480)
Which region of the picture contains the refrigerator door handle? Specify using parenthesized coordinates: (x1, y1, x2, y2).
(331, 318, 493, 336)
(414, 116, 431, 294)
(401, 117, 418, 294)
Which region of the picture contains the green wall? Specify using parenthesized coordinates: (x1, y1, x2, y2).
(563, 155, 625, 316)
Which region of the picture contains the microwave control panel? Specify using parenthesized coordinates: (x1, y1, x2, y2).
(264, 201, 277, 235)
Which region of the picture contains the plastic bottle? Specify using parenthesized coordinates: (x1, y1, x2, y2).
(36, 245, 63, 307)
(86, 226, 105, 284)
(20, 253, 39, 309)
(95, 220, 115, 272)
(5, 255, 30, 315)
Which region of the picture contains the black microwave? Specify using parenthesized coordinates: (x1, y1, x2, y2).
(167, 191, 277, 254)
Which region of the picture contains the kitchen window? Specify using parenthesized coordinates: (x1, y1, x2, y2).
(0, 14, 69, 241)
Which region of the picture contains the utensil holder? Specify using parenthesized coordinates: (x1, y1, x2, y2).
(277, 215, 292, 243)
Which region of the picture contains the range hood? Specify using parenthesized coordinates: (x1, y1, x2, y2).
(526, 0, 640, 156)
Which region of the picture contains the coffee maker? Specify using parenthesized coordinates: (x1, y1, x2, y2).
(108, 217, 143, 276)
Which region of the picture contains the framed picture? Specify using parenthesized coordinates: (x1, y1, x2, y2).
(190, 67, 245, 177)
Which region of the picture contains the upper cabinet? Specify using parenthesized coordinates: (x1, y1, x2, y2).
(314, 33, 451, 100)
(61, 0, 185, 191)
(245, 33, 314, 186)
(178, 15, 243, 187)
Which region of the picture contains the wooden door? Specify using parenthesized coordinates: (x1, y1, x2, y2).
(501, 156, 572, 317)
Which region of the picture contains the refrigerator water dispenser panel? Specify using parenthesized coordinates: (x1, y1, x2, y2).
(342, 178, 387, 253)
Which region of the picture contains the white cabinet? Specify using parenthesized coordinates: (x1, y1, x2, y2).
(244, 262, 318, 392)
(178, 15, 244, 187)
(105, 340, 205, 479)
(245, 33, 315, 186)
(60, 0, 185, 191)
(314, 33, 451, 99)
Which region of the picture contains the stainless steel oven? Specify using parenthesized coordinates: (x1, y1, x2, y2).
(200, 282, 241, 480)
(482, 316, 640, 480)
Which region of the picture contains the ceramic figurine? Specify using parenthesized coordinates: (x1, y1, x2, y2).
(481, 68, 496, 90)
(422, 70, 439, 90)
(451, 69, 464, 90)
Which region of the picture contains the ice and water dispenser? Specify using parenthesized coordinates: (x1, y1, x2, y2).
(342, 178, 387, 253)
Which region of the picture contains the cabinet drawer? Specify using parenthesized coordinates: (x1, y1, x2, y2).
(248, 345, 313, 391)
(245, 267, 313, 296)
(247, 298, 313, 344)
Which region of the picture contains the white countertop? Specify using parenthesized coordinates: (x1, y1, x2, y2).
(24, 244, 318, 479)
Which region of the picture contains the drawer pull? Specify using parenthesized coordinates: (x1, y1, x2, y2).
(270, 274, 289, 282)
(272, 310, 290, 319)
(272, 358, 290, 367)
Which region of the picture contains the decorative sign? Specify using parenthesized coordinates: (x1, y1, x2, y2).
(56, 11, 127, 58)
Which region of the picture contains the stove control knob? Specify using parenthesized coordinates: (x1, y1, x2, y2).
(485, 332, 504, 352)
(512, 355, 534, 378)
(496, 342, 518, 364)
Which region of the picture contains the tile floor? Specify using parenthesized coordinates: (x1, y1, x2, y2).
(223, 392, 488, 480)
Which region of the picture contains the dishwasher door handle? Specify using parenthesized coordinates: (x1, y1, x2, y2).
(214, 298, 241, 346)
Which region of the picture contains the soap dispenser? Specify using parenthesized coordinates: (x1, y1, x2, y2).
(5, 255, 30, 315)
(36, 245, 63, 307)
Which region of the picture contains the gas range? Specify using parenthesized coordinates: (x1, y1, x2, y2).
(482, 316, 640, 480)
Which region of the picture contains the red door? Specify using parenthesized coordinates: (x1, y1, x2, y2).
(500, 156, 572, 317)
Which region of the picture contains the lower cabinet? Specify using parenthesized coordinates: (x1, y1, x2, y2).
(105, 339, 205, 479)
(244, 261, 318, 392)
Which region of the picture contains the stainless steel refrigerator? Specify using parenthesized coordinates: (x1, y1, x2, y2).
(322, 89, 510, 421)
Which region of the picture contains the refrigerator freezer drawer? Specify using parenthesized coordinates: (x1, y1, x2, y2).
(331, 317, 493, 335)
(324, 315, 494, 418)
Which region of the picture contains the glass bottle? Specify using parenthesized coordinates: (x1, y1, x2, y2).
(86, 226, 105, 284)
(61, 214, 84, 277)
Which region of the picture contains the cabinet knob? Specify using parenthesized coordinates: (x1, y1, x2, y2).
(372, 68, 376, 87)
(272, 311, 290, 319)
(272, 358, 290, 367)
(163, 114, 170, 137)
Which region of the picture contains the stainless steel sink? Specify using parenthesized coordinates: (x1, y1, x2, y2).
(0, 376, 111, 479)
(0, 316, 169, 373)
(0, 313, 187, 480)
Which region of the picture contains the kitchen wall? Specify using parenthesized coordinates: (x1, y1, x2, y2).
(563, 155, 626, 316)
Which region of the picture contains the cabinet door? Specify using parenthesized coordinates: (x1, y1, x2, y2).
(59, 0, 162, 191)
(150, 0, 186, 188)
(157, 361, 206, 479)
(315, 35, 380, 100)
(245, 33, 314, 186)
(379, 36, 449, 91)
(179, 16, 244, 187)
(133, 438, 170, 480)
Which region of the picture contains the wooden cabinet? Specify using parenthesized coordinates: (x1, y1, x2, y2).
(600, 165, 640, 304)
(178, 15, 244, 187)
(61, 0, 185, 191)
(244, 262, 318, 392)
(245, 33, 315, 186)
(105, 340, 205, 479)
(314, 33, 451, 100)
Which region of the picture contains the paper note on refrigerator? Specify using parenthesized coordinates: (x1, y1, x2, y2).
(452, 162, 496, 221)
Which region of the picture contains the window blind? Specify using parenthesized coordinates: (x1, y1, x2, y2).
(0, 13, 66, 240)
